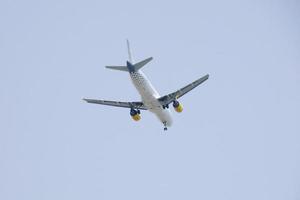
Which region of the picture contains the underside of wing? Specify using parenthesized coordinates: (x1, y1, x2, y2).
(83, 98, 147, 110)
(158, 74, 209, 106)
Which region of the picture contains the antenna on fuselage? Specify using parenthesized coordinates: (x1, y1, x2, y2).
(126, 39, 134, 64)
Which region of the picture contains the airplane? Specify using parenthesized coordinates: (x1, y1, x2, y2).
(83, 40, 209, 131)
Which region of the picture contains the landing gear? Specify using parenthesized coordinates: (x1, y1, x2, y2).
(163, 121, 168, 131)
(162, 104, 169, 109)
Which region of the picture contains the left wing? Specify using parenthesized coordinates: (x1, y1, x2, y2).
(158, 74, 209, 106)
(83, 99, 147, 110)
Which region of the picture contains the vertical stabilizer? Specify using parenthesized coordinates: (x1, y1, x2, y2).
(106, 40, 152, 72)
(126, 39, 134, 64)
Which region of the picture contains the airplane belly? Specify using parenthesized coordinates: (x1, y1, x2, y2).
(152, 107, 173, 127)
(130, 72, 159, 97)
(130, 71, 172, 127)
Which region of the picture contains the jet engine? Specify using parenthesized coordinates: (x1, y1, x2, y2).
(173, 100, 183, 113)
(130, 109, 141, 121)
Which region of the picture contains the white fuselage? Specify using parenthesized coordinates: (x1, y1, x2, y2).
(130, 70, 172, 127)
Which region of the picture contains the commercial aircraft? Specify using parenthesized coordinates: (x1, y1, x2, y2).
(83, 40, 209, 130)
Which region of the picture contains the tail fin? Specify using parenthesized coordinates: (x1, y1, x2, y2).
(105, 40, 153, 72)
(105, 57, 153, 72)
(127, 39, 133, 63)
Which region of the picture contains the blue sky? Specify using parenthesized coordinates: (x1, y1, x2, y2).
(0, 0, 299, 199)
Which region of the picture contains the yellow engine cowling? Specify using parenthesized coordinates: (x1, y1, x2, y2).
(173, 100, 183, 113)
(131, 114, 141, 121)
(175, 103, 183, 113)
(130, 109, 141, 121)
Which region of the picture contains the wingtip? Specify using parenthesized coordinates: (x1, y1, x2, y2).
(202, 74, 209, 80)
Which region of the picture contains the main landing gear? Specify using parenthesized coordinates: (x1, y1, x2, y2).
(162, 104, 169, 109)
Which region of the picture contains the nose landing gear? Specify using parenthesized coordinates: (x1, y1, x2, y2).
(163, 121, 168, 131)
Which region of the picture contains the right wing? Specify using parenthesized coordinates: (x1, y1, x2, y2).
(158, 74, 209, 106)
(83, 98, 147, 110)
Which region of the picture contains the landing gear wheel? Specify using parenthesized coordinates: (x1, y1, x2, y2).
(163, 121, 168, 131)
(162, 104, 169, 109)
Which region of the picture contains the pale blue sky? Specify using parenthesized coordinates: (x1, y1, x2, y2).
(0, 0, 299, 199)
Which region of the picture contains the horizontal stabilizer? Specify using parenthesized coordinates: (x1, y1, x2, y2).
(105, 57, 153, 72)
(105, 66, 128, 72)
(134, 57, 153, 71)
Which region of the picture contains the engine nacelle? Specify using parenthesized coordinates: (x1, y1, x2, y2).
(131, 114, 141, 121)
(130, 109, 141, 121)
(173, 100, 183, 113)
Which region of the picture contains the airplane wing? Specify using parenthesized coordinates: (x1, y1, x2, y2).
(158, 74, 209, 106)
(83, 98, 147, 110)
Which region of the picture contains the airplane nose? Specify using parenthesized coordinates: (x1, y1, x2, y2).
(166, 118, 173, 127)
